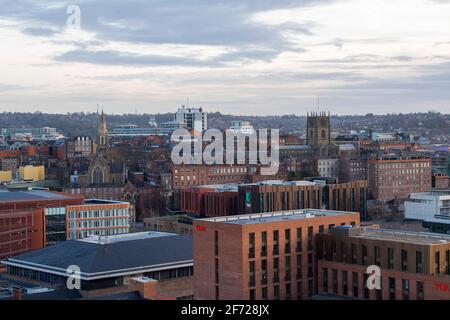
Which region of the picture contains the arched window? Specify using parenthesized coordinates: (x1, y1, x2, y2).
(92, 167, 104, 184)
(321, 129, 326, 139)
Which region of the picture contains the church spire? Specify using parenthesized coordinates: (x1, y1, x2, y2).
(97, 109, 108, 154)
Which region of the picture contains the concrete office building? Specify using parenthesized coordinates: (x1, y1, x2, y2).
(174, 107, 207, 132)
(405, 190, 450, 234)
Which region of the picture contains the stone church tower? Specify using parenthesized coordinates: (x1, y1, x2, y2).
(306, 111, 331, 148)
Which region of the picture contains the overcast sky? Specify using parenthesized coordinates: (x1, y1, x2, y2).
(1, 0, 450, 115)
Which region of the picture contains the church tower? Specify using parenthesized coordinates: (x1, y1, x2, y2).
(97, 110, 108, 154)
(306, 111, 331, 148)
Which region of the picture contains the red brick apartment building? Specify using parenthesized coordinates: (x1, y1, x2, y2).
(193, 209, 360, 300)
(367, 154, 432, 201)
(180, 184, 238, 217)
(178, 180, 367, 219)
(0, 190, 83, 260)
(172, 165, 256, 189)
(317, 226, 450, 300)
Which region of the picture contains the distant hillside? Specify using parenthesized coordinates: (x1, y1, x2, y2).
(0, 111, 448, 138)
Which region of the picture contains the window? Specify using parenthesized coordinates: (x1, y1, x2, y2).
(416, 251, 423, 273)
(285, 256, 291, 281)
(261, 260, 268, 285)
(249, 289, 256, 300)
(388, 278, 396, 300)
(342, 271, 348, 295)
(296, 254, 302, 279)
(319, 225, 324, 233)
(262, 287, 268, 300)
(401, 250, 408, 272)
(308, 253, 313, 277)
(273, 230, 279, 255)
(249, 233, 255, 258)
(297, 281, 303, 299)
(374, 246, 381, 266)
(308, 279, 313, 297)
(363, 274, 369, 299)
(261, 232, 267, 257)
(249, 261, 255, 287)
(286, 283, 291, 300)
(341, 242, 347, 262)
(352, 272, 359, 297)
(435, 251, 441, 274)
(296, 228, 302, 252)
(332, 269, 338, 294)
(322, 268, 329, 293)
(351, 244, 357, 264)
(416, 281, 424, 300)
(362, 245, 368, 266)
(402, 279, 409, 300)
(285, 229, 291, 254)
(307, 226, 313, 250)
(388, 248, 394, 269)
(274, 285, 280, 300)
(273, 258, 279, 283)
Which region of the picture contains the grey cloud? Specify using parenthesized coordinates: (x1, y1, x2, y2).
(55, 49, 222, 67)
(1, 0, 322, 65)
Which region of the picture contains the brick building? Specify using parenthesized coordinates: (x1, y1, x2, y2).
(193, 209, 360, 300)
(317, 226, 450, 300)
(367, 154, 432, 202)
(172, 164, 257, 189)
(179, 184, 238, 217)
(0, 190, 84, 258)
(237, 180, 367, 220)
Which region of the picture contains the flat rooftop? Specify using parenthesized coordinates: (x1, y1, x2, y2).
(409, 190, 450, 197)
(199, 209, 359, 225)
(1, 232, 192, 280)
(349, 227, 450, 245)
(0, 190, 76, 202)
(82, 199, 129, 205)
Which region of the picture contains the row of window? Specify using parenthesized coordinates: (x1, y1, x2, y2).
(248, 279, 315, 300)
(320, 241, 450, 275)
(322, 268, 424, 300)
(68, 209, 129, 219)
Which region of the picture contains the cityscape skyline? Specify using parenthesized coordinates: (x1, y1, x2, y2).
(1, 0, 450, 115)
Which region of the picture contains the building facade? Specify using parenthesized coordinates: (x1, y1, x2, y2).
(367, 155, 432, 202)
(174, 107, 207, 132)
(193, 209, 360, 300)
(0, 190, 84, 256)
(66, 199, 131, 240)
(316, 226, 450, 300)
